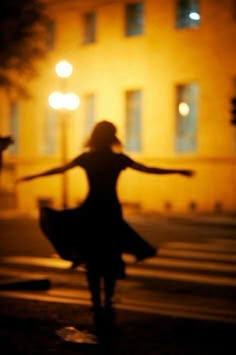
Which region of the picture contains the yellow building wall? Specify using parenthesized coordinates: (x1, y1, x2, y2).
(1, 0, 236, 214)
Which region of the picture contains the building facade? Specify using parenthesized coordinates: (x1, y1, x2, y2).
(1, 0, 236, 214)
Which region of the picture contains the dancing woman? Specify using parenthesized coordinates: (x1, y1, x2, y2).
(17, 120, 194, 331)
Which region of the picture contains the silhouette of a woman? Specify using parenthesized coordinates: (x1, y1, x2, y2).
(17, 120, 194, 331)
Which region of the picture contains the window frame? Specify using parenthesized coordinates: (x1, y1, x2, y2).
(125, 89, 143, 152)
(41, 107, 57, 155)
(82, 11, 97, 44)
(125, 1, 144, 37)
(176, 0, 201, 29)
(46, 19, 55, 51)
(84, 93, 96, 137)
(9, 101, 20, 154)
(174, 82, 199, 153)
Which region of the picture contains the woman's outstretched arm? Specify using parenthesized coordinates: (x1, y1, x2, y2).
(129, 161, 194, 177)
(16, 158, 79, 183)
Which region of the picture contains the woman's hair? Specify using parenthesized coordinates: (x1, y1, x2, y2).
(85, 120, 122, 150)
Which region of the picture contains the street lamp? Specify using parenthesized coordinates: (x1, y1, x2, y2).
(55, 60, 73, 78)
(48, 60, 80, 208)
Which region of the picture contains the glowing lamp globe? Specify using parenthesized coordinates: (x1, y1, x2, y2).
(55, 60, 73, 78)
(48, 91, 64, 110)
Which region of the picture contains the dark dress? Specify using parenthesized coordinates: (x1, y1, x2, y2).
(39, 150, 156, 278)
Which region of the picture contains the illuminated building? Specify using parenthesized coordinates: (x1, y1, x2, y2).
(1, 0, 236, 214)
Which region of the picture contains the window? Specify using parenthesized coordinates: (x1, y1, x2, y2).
(233, 0, 236, 20)
(83, 12, 96, 43)
(233, 77, 236, 95)
(84, 94, 96, 136)
(9, 102, 19, 154)
(231, 77, 236, 149)
(176, 0, 200, 28)
(42, 108, 57, 155)
(46, 19, 55, 51)
(125, 2, 144, 36)
(125, 90, 142, 152)
(175, 83, 199, 152)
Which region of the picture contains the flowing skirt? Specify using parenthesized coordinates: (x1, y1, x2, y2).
(39, 204, 156, 278)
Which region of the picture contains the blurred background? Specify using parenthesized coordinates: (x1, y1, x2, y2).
(0, 0, 236, 216)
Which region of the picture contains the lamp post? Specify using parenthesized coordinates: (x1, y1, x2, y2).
(48, 60, 80, 208)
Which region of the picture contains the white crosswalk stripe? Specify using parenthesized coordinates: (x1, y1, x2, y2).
(162, 241, 236, 253)
(158, 248, 236, 263)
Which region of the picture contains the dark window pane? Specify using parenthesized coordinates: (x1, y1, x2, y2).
(83, 12, 96, 43)
(176, 0, 200, 28)
(46, 20, 55, 51)
(126, 2, 144, 36)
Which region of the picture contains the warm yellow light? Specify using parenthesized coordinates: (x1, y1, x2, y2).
(55, 60, 73, 78)
(48, 91, 64, 110)
(48, 92, 80, 111)
(64, 93, 80, 110)
(189, 12, 200, 21)
(179, 102, 190, 116)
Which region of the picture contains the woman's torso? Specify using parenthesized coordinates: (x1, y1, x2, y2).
(76, 149, 132, 216)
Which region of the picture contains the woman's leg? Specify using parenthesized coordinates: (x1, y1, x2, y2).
(86, 265, 104, 334)
(103, 255, 124, 307)
(103, 275, 116, 308)
(103, 274, 117, 331)
(86, 265, 101, 309)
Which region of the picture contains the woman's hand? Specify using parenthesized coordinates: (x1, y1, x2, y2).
(179, 169, 195, 177)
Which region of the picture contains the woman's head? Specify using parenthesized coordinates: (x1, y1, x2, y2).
(85, 120, 121, 150)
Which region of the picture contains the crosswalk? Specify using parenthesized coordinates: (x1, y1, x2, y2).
(124, 238, 236, 287)
(0, 237, 236, 323)
(1, 237, 236, 286)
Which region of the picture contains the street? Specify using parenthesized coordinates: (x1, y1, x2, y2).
(1, 210, 236, 257)
(0, 211, 236, 324)
(0, 211, 236, 354)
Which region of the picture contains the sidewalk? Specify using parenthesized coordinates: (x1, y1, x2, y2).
(0, 295, 234, 355)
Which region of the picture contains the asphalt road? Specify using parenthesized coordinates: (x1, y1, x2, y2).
(0, 295, 235, 355)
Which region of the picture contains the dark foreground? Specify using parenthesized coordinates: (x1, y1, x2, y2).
(0, 296, 235, 355)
